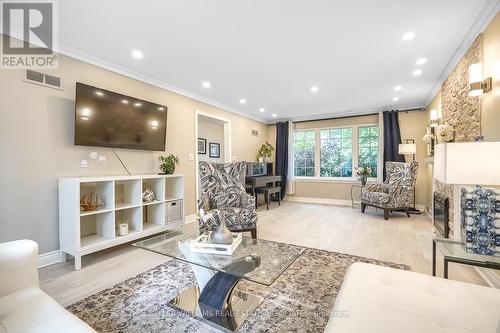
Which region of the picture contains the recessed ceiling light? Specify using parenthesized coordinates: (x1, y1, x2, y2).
(202, 81, 211, 89)
(271, 113, 277, 117)
(416, 58, 427, 65)
(95, 91, 104, 96)
(392, 97, 400, 102)
(402, 31, 415, 41)
(310, 86, 319, 93)
(134, 102, 142, 107)
(131, 49, 143, 59)
(412, 69, 423, 76)
(121, 99, 129, 104)
(393, 85, 402, 91)
(239, 98, 246, 104)
(259, 107, 265, 112)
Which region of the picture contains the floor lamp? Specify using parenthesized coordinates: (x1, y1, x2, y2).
(399, 139, 421, 214)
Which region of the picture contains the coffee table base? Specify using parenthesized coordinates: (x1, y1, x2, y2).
(169, 283, 264, 332)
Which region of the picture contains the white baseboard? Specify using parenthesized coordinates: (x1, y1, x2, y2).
(185, 214, 198, 224)
(286, 196, 427, 212)
(37, 250, 63, 268)
(285, 196, 352, 206)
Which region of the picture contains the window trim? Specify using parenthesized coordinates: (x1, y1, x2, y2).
(293, 123, 381, 183)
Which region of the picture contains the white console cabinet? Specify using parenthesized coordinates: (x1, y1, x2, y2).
(59, 174, 184, 269)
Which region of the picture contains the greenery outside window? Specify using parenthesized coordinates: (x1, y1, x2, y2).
(293, 124, 380, 181)
(293, 130, 315, 177)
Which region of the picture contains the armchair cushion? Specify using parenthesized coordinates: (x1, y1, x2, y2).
(360, 191, 391, 206)
(199, 208, 257, 232)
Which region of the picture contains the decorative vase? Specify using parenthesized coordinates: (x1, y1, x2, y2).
(211, 222, 233, 245)
(360, 175, 367, 186)
(142, 189, 155, 203)
(118, 222, 129, 236)
(258, 157, 264, 163)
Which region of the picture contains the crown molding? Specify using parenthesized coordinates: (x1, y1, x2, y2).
(423, 0, 500, 105)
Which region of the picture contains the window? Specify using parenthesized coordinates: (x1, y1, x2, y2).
(320, 128, 352, 177)
(293, 124, 380, 180)
(294, 130, 315, 176)
(358, 125, 379, 178)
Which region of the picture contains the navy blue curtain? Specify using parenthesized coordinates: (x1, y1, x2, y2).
(383, 111, 405, 180)
(275, 122, 289, 198)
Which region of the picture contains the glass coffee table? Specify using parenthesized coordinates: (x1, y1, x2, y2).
(432, 237, 500, 279)
(133, 231, 305, 332)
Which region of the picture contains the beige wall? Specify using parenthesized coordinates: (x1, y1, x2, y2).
(398, 111, 429, 208)
(0, 47, 268, 253)
(481, 11, 500, 141)
(198, 117, 225, 163)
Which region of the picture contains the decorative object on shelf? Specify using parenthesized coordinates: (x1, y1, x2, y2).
(118, 222, 129, 236)
(461, 186, 499, 256)
(355, 166, 372, 186)
(468, 63, 492, 97)
(197, 138, 207, 154)
(436, 122, 455, 143)
(209, 142, 220, 158)
(142, 189, 155, 203)
(159, 154, 179, 174)
(79, 192, 104, 211)
(423, 128, 434, 157)
(475, 136, 484, 142)
(257, 141, 274, 162)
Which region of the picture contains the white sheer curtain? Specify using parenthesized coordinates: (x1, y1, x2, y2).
(287, 120, 295, 195)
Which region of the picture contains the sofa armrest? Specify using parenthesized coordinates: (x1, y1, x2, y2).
(0, 240, 39, 297)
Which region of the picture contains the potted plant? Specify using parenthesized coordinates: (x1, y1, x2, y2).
(356, 166, 372, 185)
(257, 142, 274, 162)
(159, 154, 180, 174)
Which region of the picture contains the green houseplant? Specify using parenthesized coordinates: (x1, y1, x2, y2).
(159, 154, 180, 174)
(257, 142, 274, 162)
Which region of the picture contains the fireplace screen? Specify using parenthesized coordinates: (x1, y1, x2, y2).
(433, 192, 449, 238)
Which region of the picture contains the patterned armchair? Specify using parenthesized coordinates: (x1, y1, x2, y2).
(198, 161, 258, 238)
(360, 161, 418, 220)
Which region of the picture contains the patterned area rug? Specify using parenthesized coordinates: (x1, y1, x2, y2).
(68, 249, 407, 332)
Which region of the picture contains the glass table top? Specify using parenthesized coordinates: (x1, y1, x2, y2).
(133, 231, 305, 286)
(434, 238, 500, 266)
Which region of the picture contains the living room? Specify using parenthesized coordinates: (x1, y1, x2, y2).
(1, 1, 500, 332)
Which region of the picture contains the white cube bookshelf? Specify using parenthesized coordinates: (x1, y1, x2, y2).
(59, 174, 184, 270)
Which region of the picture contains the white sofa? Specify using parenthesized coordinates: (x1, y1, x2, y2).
(325, 262, 500, 333)
(0, 240, 96, 333)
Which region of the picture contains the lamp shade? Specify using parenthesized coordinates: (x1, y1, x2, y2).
(399, 143, 416, 155)
(434, 142, 500, 185)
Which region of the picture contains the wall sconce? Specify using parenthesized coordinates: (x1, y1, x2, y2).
(430, 109, 439, 127)
(469, 63, 492, 96)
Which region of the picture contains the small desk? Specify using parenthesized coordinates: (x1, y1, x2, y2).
(350, 184, 366, 208)
(246, 175, 282, 208)
(432, 238, 500, 279)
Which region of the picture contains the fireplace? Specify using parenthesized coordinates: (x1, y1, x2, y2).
(433, 192, 449, 238)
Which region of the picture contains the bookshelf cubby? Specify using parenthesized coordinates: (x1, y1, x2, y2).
(59, 174, 184, 270)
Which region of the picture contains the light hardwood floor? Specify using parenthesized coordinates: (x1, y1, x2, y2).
(40, 201, 487, 307)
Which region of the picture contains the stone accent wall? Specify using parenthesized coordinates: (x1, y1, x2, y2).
(440, 34, 483, 142)
(435, 34, 483, 238)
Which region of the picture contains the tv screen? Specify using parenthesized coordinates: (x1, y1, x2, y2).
(74, 82, 167, 151)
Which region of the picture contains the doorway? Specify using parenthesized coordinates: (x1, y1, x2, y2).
(194, 110, 232, 201)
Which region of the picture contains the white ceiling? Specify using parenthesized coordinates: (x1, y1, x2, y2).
(56, 0, 498, 123)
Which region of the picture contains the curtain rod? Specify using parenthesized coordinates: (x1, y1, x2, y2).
(292, 107, 425, 124)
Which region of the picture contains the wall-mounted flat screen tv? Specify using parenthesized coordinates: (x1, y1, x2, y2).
(74, 82, 167, 151)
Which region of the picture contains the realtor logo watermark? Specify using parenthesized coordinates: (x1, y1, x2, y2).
(1, 0, 58, 69)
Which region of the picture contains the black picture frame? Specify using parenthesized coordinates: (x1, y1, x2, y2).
(198, 138, 207, 154)
(209, 142, 220, 158)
